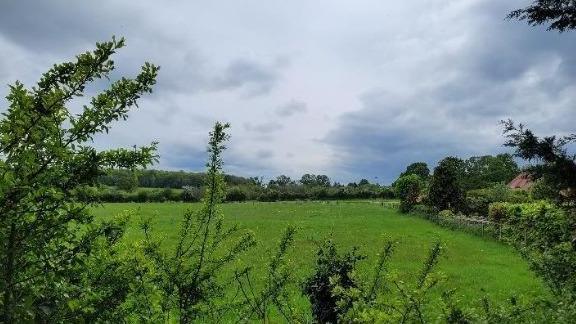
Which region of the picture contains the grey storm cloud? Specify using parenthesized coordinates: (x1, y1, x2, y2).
(255, 149, 274, 160)
(0, 1, 124, 52)
(276, 100, 308, 117)
(0, 0, 284, 98)
(211, 59, 283, 96)
(325, 6, 576, 183)
(1, 0, 575, 183)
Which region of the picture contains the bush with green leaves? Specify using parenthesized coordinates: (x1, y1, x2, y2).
(465, 184, 532, 216)
(394, 174, 424, 213)
(438, 209, 456, 220)
(302, 240, 366, 323)
(311, 241, 448, 323)
(531, 177, 558, 201)
(115, 169, 139, 191)
(487, 201, 576, 295)
(0, 38, 158, 322)
(226, 186, 248, 202)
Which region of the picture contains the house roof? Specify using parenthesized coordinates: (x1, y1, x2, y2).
(508, 172, 534, 189)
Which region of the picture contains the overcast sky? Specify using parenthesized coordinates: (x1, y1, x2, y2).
(1, 0, 575, 183)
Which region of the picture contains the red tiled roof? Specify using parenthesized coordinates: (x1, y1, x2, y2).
(508, 172, 534, 189)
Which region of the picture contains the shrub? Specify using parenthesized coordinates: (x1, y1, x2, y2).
(0, 38, 158, 322)
(116, 170, 139, 191)
(488, 203, 508, 223)
(162, 188, 180, 201)
(531, 178, 557, 201)
(394, 174, 423, 213)
(135, 189, 150, 202)
(226, 187, 247, 202)
(486, 201, 575, 294)
(439, 209, 456, 220)
(465, 184, 532, 217)
(73, 186, 99, 203)
(302, 240, 365, 323)
(258, 189, 279, 202)
(507, 189, 532, 203)
(380, 186, 396, 199)
(140, 123, 256, 322)
(465, 189, 493, 216)
(181, 186, 202, 202)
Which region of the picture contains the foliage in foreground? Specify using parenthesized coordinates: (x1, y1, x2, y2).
(508, 0, 576, 32)
(139, 122, 256, 322)
(0, 38, 159, 322)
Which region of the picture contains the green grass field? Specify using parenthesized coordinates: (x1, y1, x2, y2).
(93, 201, 548, 313)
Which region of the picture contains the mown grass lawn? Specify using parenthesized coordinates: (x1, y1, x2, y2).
(93, 201, 548, 314)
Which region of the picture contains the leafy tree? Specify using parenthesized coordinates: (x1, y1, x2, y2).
(299, 174, 331, 187)
(269, 174, 294, 187)
(502, 120, 576, 204)
(358, 179, 370, 186)
(394, 174, 424, 213)
(249, 176, 264, 187)
(0, 38, 158, 322)
(462, 154, 519, 190)
(429, 157, 466, 212)
(316, 175, 331, 187)
(100, 169, 252, 189)
(300, 173, 316, 186)
(400, 162, 430, 180)
(116, 168, 139, 191)
(509, 0, 576, 32)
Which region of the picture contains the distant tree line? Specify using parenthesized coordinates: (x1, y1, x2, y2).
(98, 169, 252, 190)
(89, 171, 395, 203)
(91, 153, 518, 204)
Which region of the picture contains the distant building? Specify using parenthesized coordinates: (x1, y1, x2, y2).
(508, 172, 534, 190)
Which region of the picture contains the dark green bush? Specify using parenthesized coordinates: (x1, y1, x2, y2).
(465, 184, 532, 217)
(465, 190, 492, 216)
(531, 178, 557, 201)
(302, 240, 365, 323)
(135, 189, 150, 202)
(258, 189, 279, 202)
(394, 174, 424, 213)
(488, 203, 508, 223)
(226, 187, 247, 202)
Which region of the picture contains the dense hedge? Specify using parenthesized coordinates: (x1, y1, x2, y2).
(409, 200, 576, 296)
(77, 184, 396, 203)
(465, 185, 532, 216)
(487, 202, 576, 293)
